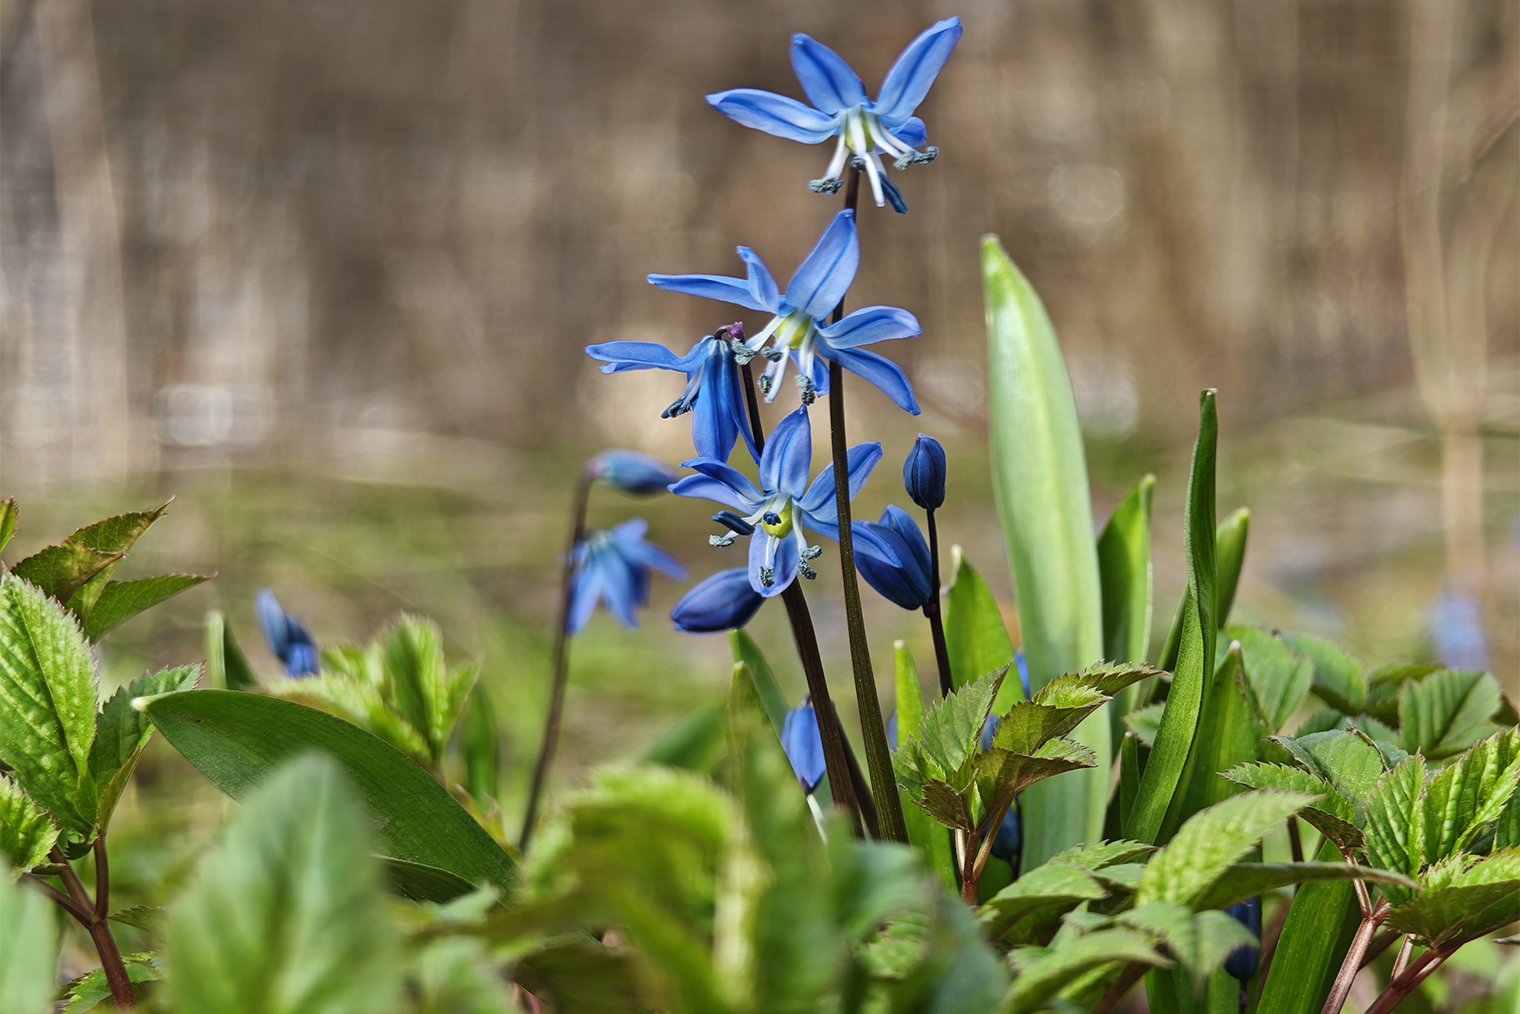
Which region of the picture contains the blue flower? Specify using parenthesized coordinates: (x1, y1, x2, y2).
(568, 519, 686, 633)
(649, 211, 921, 414)
(903, 433, 947, 510)
(256, 589, 319, 677)
(853, 505, 933, 610)
(1224, 897, 1261, 981)
(781, 698, 826, 792)
(670, 568, 765, 633)
(707, 19, 962, 208)
(671, 405, 891, 597)
(586, 324, 757, 462)
(587, 450, 681, 495)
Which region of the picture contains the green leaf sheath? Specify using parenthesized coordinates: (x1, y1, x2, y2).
(83, 575, 211, 641)
(1175, 644, 1260, 820)
(145, 690, 516, 900)
(1097, 474, 1155, 747)
(982, 235, 1107, 870)
(0, 575, 99, 837)
(205, 610, 258, 691)
(1127, 391, 1216, 846)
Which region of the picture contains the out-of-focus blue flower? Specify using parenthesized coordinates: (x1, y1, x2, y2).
(257, 589, 319, 677)
(1015, 650, 1030, 698)
(1224, 897, 1261, 981)
(903, 433, 946, 510)
(706, 19, 963, 209)
(587, 450, 681, 495)
(670, 568, 765, 633)
(854, 505, 933, 610)
(1429, 588, 1489, 670)
(671, 405, 893, 596)
(649, 211, 921, 414)
(568, 519, 686, 633)
(886, 710, 898, 749)
(781, 698, 826, 792)
(586, 325, 757, 462)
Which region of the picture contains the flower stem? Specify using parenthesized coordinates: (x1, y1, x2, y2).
(826, 165, 909, 845)
(835, 711, 881, 839)
(38, 843, 136, 1009)
(520, 466, 594, 852)
(921, 508, 953, 697)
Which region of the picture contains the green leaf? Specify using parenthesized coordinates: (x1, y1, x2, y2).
(90, 665, 200, 832)
(204, 610, 258, 691)
(1175, 643, 1263, 821)
(267, 674, 432, 763)
(167, 754, 401, 1013)
(0, 574, 98, 837)
(1228, 626, 1314, 735)
(1361, 755, 1426, 900)
(1286, 634, 1366, 715)
(993, 690, 1109, 755)
(60, 952, 163, 1013)
(1005, 928, 1168, 1010)
(887, 892, 1011, 1014)
(514, 937, 643, 1014)
(730, 628, 790, 738)
(1124, 702, 1165, 746)
(892, 669, 1004, 803)
(0, 774, 59, 872)
(385, 614, 471, 764)
(10, 543, 122, 609)
(382, 857, 479, 903)
(1050, 839, 1156, 870)
(1119, 902, 1256, 985)
(1423, 727, 1520, 865)
(1254, 838, 1362, 1014)
(1384, 849, 1520, 943)
(974, 739, 1098, 825)
(1127, 391, 1217, 847)
(0, 859, 58, 1014)
(0, 499, 16, 557)
(1271, 730, 1385, 822)
(81, 575, 211, 641)
(1213, 509, 1249, 629)
(1098, 475, 1156, 670)
(979, 861, 1107, 946)
(1038, 661, 1164, 702)
(462, 682, 501, 804)
(918, 781, 975, 832)
(1399, 668, 1502, 760)
(645, 699, 725, 774)
(1191, 861, 1417, 911)
(983, 235, 1108, 871)
(1137, 790, 1317, 907)
(65, 502, 171, 555)
(107, 905, 166, 932)
(943, 546, 1016, 702)
(894, 642, 955, 890)
(1222, 763, 1361, 849)
(145, 689, 517, 899)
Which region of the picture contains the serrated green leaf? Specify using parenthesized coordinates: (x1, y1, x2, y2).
(979, 862, 1107, 946)
(1124, 702, 1165, 746)
(205, 610, 258, 692)
(1228, 626, 1314, 735)
(1191, 861, 1416, 911)
(0, 574, 98, 837)
(1006, 928, 1168, 1010)
(1270, 730, 1384, 821)
(91, 665, 200, 832)
(1138, 790, 1317, 906)
(1038, 661, 1164, 702)
(168, 754, 400, 1013)
(894, 642, 955, 891)
(1362, 755, 1426, 903)
(10, 543, 122, 609)
(1, 860, 57, 1014)
(1286, 633, 1366, 715)
(59, 952, 162, 1013)
(893, 670, 1003, 802)
(462, 682, 501, 804)
(730, 628, 789, 738)
(918, 781, 974, 832)
(145, 690, 516, 899)
(1120, 902, 1255, 986)
(0, 499, 16, 557)
(81, 575, 211, 641)
(943, 547, 1017, 702)
(65, 503, 171, 555)
(1295, 708, 1349, 736)
(993, 690, 1107, 755)
(268, 674, 433, 764)
(1221, 762, 1361, 848)
(888, 891, 1011, 1014)
(107, 905, 166, 932)
(1050, 839, 1156, 870)
(975, 739, 1098, 829)
(1384, 849, 1520, 943)
(1363, 662, 1439, 725)
(0, 774, 59, 872)
(385, 614, 459, 764)
(1399, 668, 1502, 760)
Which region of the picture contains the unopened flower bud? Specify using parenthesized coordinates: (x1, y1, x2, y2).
(903, 434, 946, 510)
(587, 450, 680, 496)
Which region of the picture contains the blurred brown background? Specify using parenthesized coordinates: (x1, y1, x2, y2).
(1, 1, 1517, 788)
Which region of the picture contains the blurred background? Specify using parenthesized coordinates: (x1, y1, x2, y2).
(1, 0, 1516, 925)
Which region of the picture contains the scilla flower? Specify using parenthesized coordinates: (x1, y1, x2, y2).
(670, 568, 765, 633)
(853, 505, 933, 610)
(707, 18, 962, 208)
(781, 698, 827, 793)
(568, 519, 686, 632)
(256, 589, 319, 677)
(1224, 898, 1262, 982)
(670, 405, 893, 596)
(586, 324, 756, 461)
(649, 211, 921, 413)
(587, 450, 680, 495)
(903, 433, 947, 510)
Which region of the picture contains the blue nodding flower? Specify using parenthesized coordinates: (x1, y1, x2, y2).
(586, 324, 757, 462)
(670, 568, 765, 633)
(853, 505, 934, 611)
(568, 519, 686, 633)
(256, 589, 319, 677)
(587, 450, 680, 496)
(904, 433, 947, 510)
(781, 698, 827, 793)
(1223, 898, 1262, 981)
(649, 211, 921, 414)
(670, 405, 894, 597)
(707, 18, 962, 210)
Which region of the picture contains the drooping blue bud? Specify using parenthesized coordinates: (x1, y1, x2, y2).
(670, 568, 764, 633)
(1223, 898, 1261, 981)
(256, 589, 319, 677)
(588, 450, 681, 496)
(781, 699, 826, 793)
(903, 434, 946, 510)
(853, 506, 933, 611)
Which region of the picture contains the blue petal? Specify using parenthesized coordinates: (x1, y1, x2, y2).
(880, 505, 932, 580)
(589, 450, 681, 494)
(781, 702, 827, 791)
(892, 116, 927, 147)
(799, 441, 882, 516)
(623, 537, 688, 582)
(600, 554, 642, 628)
(737, 247, 782, 312)
(786, 211, 860, 320)
(760, 405, 813, 498)
(886, 711, 899, 750)
(648, 271, 771, 311)
(680, 457, 764, 503)
(671, 473, 753, 512)
(790, 34, 867, 114)
(817, 305, 921, 349)
(671, 568, 765, 633)
(854, 523, 926, 610)
(824, 346, 920, 414)
(881, 172, 908, 214)
(256, 589, 291, 658)
(689, 385, 730, 461)
(285, 642, 320, 678)
(872, 18, 963, 126)
(585, 340, 690, 373)
(706, 88, 840, 144)
(851, 519, 904, 567)
(749, 531, 799, 598)
(566, 558, 604, 633)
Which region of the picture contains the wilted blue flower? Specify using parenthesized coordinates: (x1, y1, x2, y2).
(781, 698, 826, 792)
(1224, 898, 1261, 981)
(568, 519, 686, 633)
(903, 433, 946, 510)
(586, 325, 757, 462)
(256, 589, 319, 677)
(671, 405, 891, 596)
(854, 505, 933, 610)
(587, 450, 681, 495)
(707, 19, 963, 209)
(649, 211, 921, 414)
(670, 568, 765, 633)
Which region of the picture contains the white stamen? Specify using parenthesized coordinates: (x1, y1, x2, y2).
(824, 133, 849, 182)
(861, 151, 886, 207)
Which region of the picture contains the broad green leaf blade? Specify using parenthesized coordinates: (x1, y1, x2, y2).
(730, 628, 789, 738)
(1423, 728, 1520, 864)
(382, 857, 479, 904)
(1120, 731, 1142, 831)
(145, 690, 516, 899)
(894, 641, 955, 890)
(1399, 668, 1502, 760)
(1255, 839, 1361, 1014)
(60, 952, 163, 1014)
(0, 574, 98, 836)
(644, 699, 725, 773)
(978, 862, 1107, 946)
(1127, 391, 1217, 846)
(0, 859, 57, 1014)
(81, 575, 212, 641)
(1286, 634, 1366, 715)
(1361, 755, 1427, 901)
(1098, 475, 1156, 667)
(10, 543, 122, 607)
(0, 499, 16, 557)
(1222, 763, 1360, 848)
(91, 665, 201, 832)
(1384, 849, 1520, 943)
(983, 235, 1107, 870)
(974, 739, 1099, 822)
(1229, 627, 1314, 734)
(1191, 861, 1417, 912)
(0, 774, 59, 871)
(1137, 790, 1316, 907)
(1175, 643, 1261, 821)
(268, 674, 432, 764)
(943, 546, 1016, 701)
(168, 754, 401, 1014)
(204, 610, 258, 692)
(1005, 929, 1167, 1010)
(1271, 730, 1384, 822)
(64, 502, 171, 555)
(1213, 509, 1249, 629)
